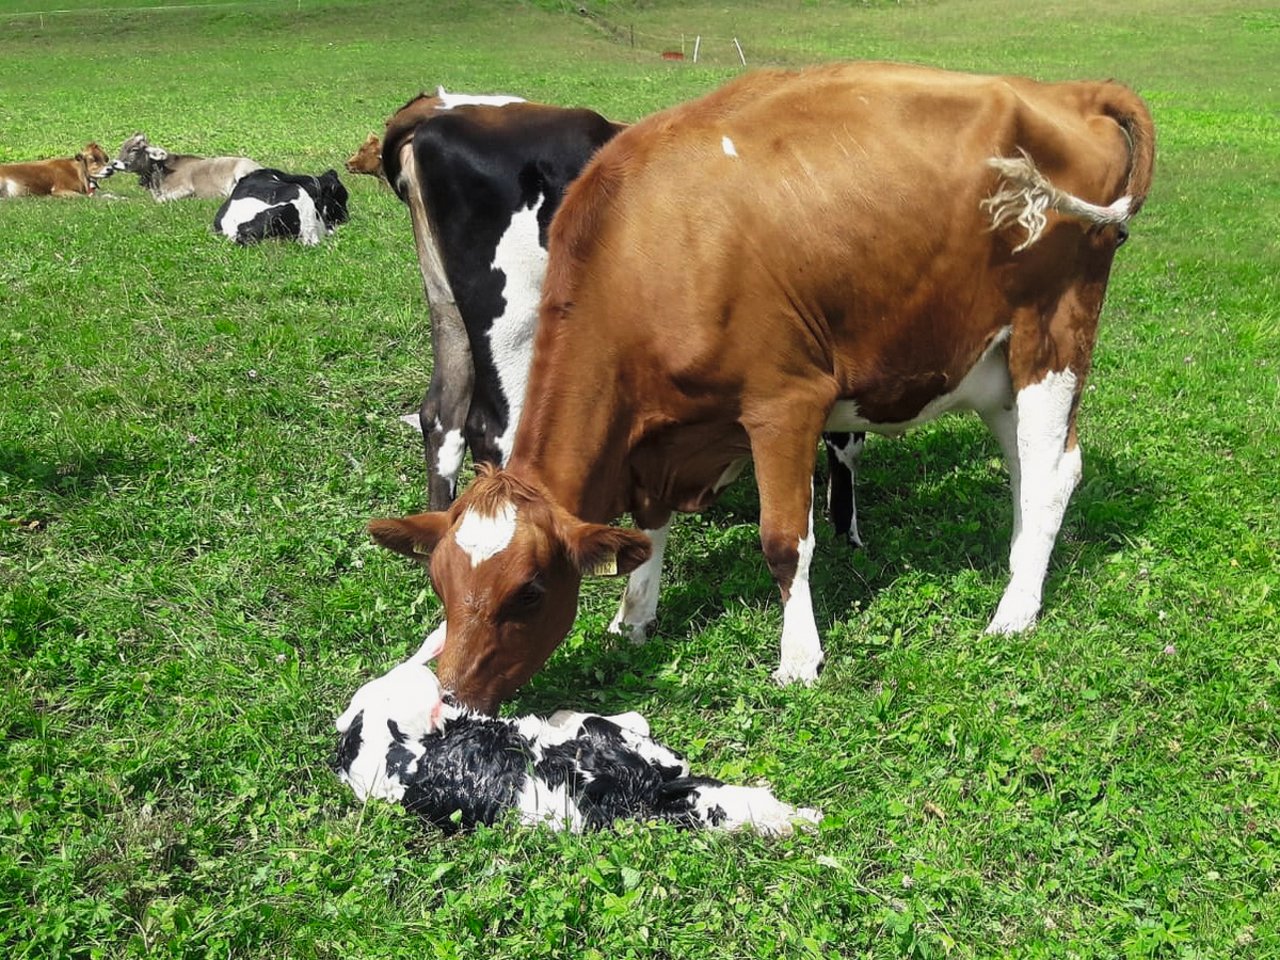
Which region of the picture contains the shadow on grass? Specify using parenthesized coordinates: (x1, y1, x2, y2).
(515, 420, 1160, 714)
(0, 444, 150, 504)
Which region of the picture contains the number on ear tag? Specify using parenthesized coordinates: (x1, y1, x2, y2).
(412, 540, 431, 556)
(583, 553, 618, 577)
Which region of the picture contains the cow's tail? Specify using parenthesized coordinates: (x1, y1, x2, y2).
(983, 84, 1155, 252)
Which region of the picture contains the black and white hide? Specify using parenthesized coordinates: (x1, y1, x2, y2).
(333, 634, 820, 835)
(214, 168, 349, 246)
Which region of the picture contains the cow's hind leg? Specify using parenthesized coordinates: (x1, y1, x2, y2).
(823, 431, 865, 548)
(985, 366, 1083, 635)
(417, 308, 473, 511)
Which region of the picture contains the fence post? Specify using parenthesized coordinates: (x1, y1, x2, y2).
(733, 37, 746, 66)
(693, 35, 701, 63)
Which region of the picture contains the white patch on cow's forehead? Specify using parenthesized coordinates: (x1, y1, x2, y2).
(721, 136, 738, 158)
(454, 501, 518, 566)
(435, 87, 526, 111)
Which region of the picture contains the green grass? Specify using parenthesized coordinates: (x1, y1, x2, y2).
(2, 0, 1278, 956)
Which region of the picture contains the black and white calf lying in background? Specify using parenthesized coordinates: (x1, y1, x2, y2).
(214, 168, 349, 246)
(333, 630, 819, 835)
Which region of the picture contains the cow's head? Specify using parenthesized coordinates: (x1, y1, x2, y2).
(315, 169, 350, 230)
(368, 466, 651, 714)
(345, 134, 382, 176)
(110, 133, 163, 174)
(76, 143, 113, 184)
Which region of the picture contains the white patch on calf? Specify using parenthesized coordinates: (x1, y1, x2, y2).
(721, 136, 738, 158)
(435, 87, 526, 111)
(488, 196, 548, 464)
(691, 784, 821, 836)
(454, 502, 518, 567)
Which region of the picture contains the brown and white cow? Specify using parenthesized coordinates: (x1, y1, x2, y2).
(369, 63, 1156, 714)
(0, 143, 111, 198)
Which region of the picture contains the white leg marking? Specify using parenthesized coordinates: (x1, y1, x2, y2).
(986, 369, 1081, 634)
(774, 507, 823, 685)
(608, 522, 670, 643)
(692, 784, 821, 836)
(454, 502, 518, 567)
(488, 197, 547, 464)
(435, 428, 465, 484)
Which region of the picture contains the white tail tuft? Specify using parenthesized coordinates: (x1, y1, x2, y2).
(982, 149, 1132, 252)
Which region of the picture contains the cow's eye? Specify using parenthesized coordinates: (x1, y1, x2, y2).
(507, 578, 545, 614)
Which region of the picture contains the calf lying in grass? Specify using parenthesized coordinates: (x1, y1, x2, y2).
(334, 631, 819, 835)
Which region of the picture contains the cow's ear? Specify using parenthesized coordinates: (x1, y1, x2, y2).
(566, 523, 651, 577)
(368, 513, 452, 563)
(145, 146, 168, 161)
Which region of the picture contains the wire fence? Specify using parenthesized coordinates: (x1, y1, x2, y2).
(565, 2, 772, 67)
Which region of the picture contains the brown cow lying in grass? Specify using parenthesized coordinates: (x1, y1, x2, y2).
(0, 143, 111, 198)
(345, 133, 384, 179)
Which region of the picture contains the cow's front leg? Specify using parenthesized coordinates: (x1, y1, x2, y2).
(418, 298, 474, 511)
(750, 415, 828, 685)
(823, 431, 865, 548)
(608, 518, 671, 643)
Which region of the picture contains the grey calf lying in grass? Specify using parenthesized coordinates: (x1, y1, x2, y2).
(334, 629, 820, 835)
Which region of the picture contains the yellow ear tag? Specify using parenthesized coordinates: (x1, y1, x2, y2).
(583, 553, 618, 577)
(412, 540, 431, 556)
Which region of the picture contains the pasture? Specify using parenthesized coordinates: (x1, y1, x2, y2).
(1, 0, 1277, 955)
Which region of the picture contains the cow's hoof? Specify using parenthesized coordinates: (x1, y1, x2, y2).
(984, 592, 1040, 635)
(607, 615, 652, 645)
(772, 655, 823, 686)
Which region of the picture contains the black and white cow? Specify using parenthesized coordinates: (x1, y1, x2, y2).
(213, 168, 349, 245)
(333, 629, 820, 835)
(380, 89, 625, 511)
(382, 89, 869, 547)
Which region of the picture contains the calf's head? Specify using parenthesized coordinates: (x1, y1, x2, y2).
(368, 467, 651, 714)
(315, 169, 350, 230)
(111, 132, 165, 174)
(345, 134, 382, 176)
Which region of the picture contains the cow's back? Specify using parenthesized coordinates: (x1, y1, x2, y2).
(542, 62, 1150, 414)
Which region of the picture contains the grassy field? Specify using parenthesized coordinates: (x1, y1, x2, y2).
(2, 0, 1277, 956)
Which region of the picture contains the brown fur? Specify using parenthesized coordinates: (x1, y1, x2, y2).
(374, 62, 1156, 711)
(0, 143, 110, 198)
(345, 133, 384, 178)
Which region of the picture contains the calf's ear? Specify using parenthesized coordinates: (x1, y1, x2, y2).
(368, 513, 452, 562)
(567, 523, 652, 577)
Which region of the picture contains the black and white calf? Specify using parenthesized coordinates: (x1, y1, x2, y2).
(213, 168, 349, 246)
(380, 89, 625, 511)
(333, 629, 819, 835)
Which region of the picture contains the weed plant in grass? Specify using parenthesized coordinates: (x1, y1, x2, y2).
(1, 0, 1278, 957)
